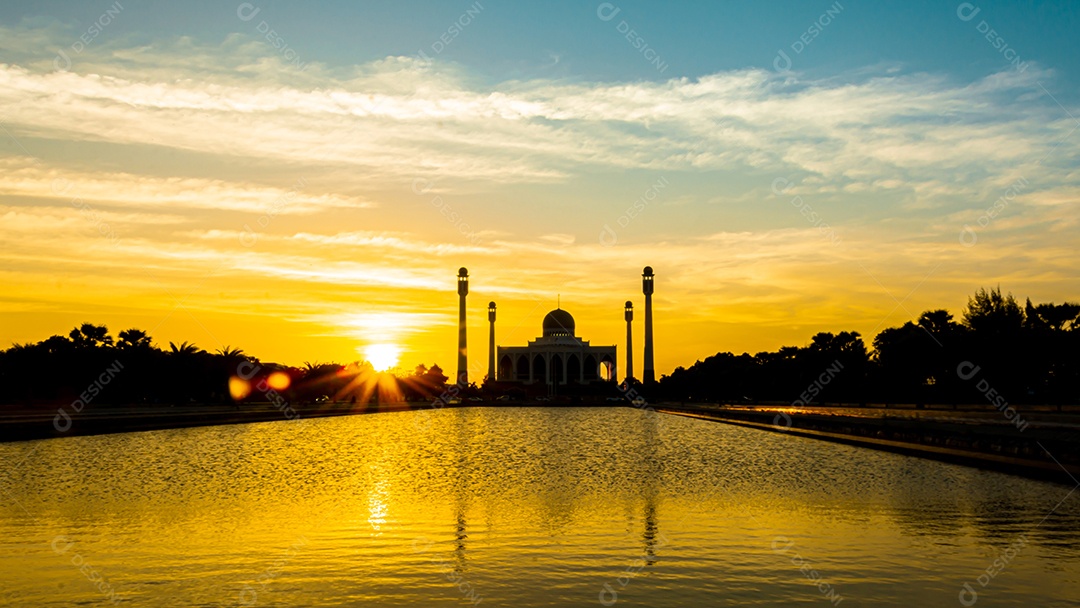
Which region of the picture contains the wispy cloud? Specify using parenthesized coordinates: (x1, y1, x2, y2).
(1, 25, 1075, 193)
(1, 23, 1077, 369)
(0, 158, 373, 214)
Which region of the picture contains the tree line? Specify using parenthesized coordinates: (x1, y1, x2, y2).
(657, 287, 1080, 406)
(2, 286, 1077, 407)
(0, 325, 453, 406)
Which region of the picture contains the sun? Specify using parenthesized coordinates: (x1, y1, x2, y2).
(364, 343, 401, 372)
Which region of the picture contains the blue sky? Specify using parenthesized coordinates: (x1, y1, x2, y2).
(0, 1, 1077, 373)
(4, 1, 1079, 86)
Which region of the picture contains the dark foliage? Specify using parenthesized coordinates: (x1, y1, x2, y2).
(3, 287, 1077, 408)
(0, 326, 451, 407)
(659, 287, 1080, 405)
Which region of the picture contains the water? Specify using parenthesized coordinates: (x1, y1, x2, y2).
(0, 407, 1077, 606)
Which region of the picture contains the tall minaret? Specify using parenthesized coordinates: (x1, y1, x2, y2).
(642, 266, 655, 384)
(624, 301, 634, 382)
(457, 267, 469, 386)
(487, 301, 496, 382)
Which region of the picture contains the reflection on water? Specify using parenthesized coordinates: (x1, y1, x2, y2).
(0, 407, 1077, 606)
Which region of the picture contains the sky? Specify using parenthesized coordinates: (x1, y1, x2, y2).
(0, 0, 1078, 378)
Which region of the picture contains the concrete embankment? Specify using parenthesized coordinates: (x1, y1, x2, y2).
(657, 404, 1080, 485)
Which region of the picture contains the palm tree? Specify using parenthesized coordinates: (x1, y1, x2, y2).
(169, 341, 203, 355)
(117, 328, 153, 350)
(69, 323, 113, 348)
(216, 346, 246, 359)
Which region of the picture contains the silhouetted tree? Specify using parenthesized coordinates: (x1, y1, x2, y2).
(215, 346, 245, 359)
(70, 323, 113, 349)
(117, 328, 153, 350)
(959, 287, 1028, 401)
(963, 286, 1024, 335)
(40, 334, 74, 354)
(169, 341, 203, 355)
(5, 288, 1078, 410)
(659, 288, 1077, 407)
(1021, 298, 1080, 404)
(1025, 299, 1080, 331)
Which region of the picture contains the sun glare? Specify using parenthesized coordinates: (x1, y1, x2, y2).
(364, 343, 401, 372)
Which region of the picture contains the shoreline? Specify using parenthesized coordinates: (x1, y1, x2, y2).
(0, 402, 421, 443)
(0, 401, 592, 443)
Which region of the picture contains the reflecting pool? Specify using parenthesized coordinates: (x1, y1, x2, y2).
(0, 407, 1077, 606)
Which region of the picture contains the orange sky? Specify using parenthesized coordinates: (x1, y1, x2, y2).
(1, 22, 1078, 377)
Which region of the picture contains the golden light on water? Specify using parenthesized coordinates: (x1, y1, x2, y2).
(5, 408, 1079, 606)
(364, 344, 401, 372)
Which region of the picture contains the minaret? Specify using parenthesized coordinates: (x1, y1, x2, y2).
(457, 267, 469, 386)
(624, 301, 634, 382)
(487, 301, 496, 382)
(642, 266, 655, 384)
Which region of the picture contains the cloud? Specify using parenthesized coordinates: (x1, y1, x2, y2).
(1, 23, 1077, 366)
(0, 158, 373, 215)
(0, 25, 1074, 194)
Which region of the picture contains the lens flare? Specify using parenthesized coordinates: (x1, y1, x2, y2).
(266, 371, 291, 391)
(228, 376, 252, 400)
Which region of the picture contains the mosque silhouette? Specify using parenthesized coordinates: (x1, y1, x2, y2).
(454, 267, 656, 390)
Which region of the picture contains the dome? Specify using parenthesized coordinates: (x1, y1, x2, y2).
(542, 309, 575, 337)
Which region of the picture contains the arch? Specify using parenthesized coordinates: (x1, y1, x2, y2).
(599, 354, 615, 382)
(567, 354, 582, 384)
(584, 354, 599, 381)
(532, 354, 546, 385)
(515, 355, 529, 382)
(551, 354, 564, 385)
(499, 355, 514, 381)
